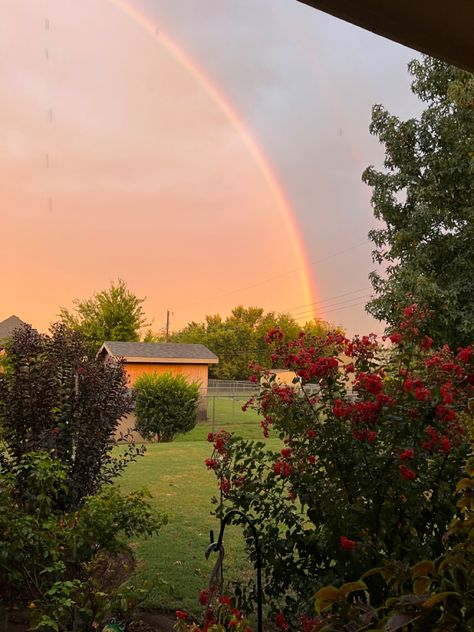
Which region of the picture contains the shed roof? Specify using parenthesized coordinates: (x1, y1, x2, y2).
(0, 315, 25, 341)
(98, 341, 219, 365)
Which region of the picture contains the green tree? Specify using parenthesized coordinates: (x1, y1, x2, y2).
(171, 306, 334, 380)
(363, 57, 474, 348)
(134, 373, 200, 442)
(59, 279, 148, 354)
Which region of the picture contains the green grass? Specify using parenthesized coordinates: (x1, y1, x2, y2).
(118, 428, 279, 615)
(175, 396, 263, 442)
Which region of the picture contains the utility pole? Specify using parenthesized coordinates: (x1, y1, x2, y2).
(165, 309, 170, 342)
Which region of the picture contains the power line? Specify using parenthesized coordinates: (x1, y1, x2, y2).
(288, 294, 372, 319)
(282, 287, 371, 316)
(293, 300, 370, 322)
(173, 239, 369, 310)
(289, 294, 372, 320)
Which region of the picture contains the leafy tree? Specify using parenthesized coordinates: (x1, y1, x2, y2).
(134, 372, 200, 442)
(0, 323, 141, 509)
(171, 305, 337, 380)
(59, 279, 148, 354)
(363, 57, 474, 348)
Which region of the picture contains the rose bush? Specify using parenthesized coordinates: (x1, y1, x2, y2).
(206, 305, 473, 621)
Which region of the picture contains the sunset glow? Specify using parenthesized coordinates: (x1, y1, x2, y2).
(1, 0, 316, 334)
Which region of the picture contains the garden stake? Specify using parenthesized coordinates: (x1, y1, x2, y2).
(206, 509, 263, 632)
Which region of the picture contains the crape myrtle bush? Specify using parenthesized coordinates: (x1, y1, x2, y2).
(134, 372, 200, 442)
(310, 455, 474, 631)
(0, 323, 142, 509)
(206, 305, 473, 622)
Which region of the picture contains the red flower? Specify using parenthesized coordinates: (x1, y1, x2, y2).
(389, 332, 403, 344)
(265, 327, 284, 343)
(440, 436, 452, 453)
(280, 447, 292, 459)
(356, 372, 383, 395)
(399, 449, 414, 461)
(340, 536, 357, 551)
(333, 399, 352, 418)
(440, 382, 454, 405)
(205, 458, 219, 471)
(403, 303, 417, 318)
(456, 346, 472, 364)
(414, 386, 431, 401)
(436, 405, 457, 422)
(399, 465, 416, 480)
(219, 479, 231, 494)
(199, 589, 210, 605)
(274, 461, 292, 477)
(307, 455, 316, 464)
(421, 335, 433, 350)
(219, 595, 232, 607)
(352, 428, 377, 443)
(307, 428, 316, 439)
(176, 610, 188, 620)
(275, 612, 290, 631)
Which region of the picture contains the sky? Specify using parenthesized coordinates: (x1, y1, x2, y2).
(1, 0, 422, 338)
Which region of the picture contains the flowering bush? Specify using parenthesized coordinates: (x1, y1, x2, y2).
(206, 305, 473, 620)
(173, 593, 252, 631)
(310, 455, 474, 630)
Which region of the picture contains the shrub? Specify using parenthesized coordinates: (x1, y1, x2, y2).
(0, 451, 165, 631)
(0, 323, 141, 509)
(207, 305, 473, 618)
(135, 372, 200, 442)
(311, 455, 474, 631)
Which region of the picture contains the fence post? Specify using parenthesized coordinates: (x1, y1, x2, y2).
(232, 396, 235, 420)
(212, 396, 216, 433)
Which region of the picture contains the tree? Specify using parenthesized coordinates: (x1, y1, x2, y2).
(363, 57, 474, 348)
(171, 305, 338, 380)
(0, 323, 140, 509)
(134, 373, 200, 442)
(59, 279, 148, 354)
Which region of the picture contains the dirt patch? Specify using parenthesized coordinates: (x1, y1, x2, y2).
(129, 611, 176, 632)
(0, 611, 176, 632)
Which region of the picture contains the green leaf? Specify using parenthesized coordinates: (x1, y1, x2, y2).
(314, 586, 340, 613)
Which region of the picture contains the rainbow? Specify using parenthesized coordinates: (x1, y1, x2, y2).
(107, 0, 317, 315)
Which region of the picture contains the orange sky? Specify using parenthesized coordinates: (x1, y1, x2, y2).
(1, 0, 318, 335)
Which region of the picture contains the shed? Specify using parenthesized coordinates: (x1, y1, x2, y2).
(98, 341, 219, 437)
(98, 341, 218, 389)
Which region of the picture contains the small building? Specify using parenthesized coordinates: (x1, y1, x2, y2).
(97, 341, 219, 439)
(0, 315, 26, 352)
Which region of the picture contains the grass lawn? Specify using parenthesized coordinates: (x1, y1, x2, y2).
(117, 410, 279, 615)
(175, 396, 263, 442)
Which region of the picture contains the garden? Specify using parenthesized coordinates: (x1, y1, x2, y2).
(1, 299, 474, 631)
(1, 57, 474, 631)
